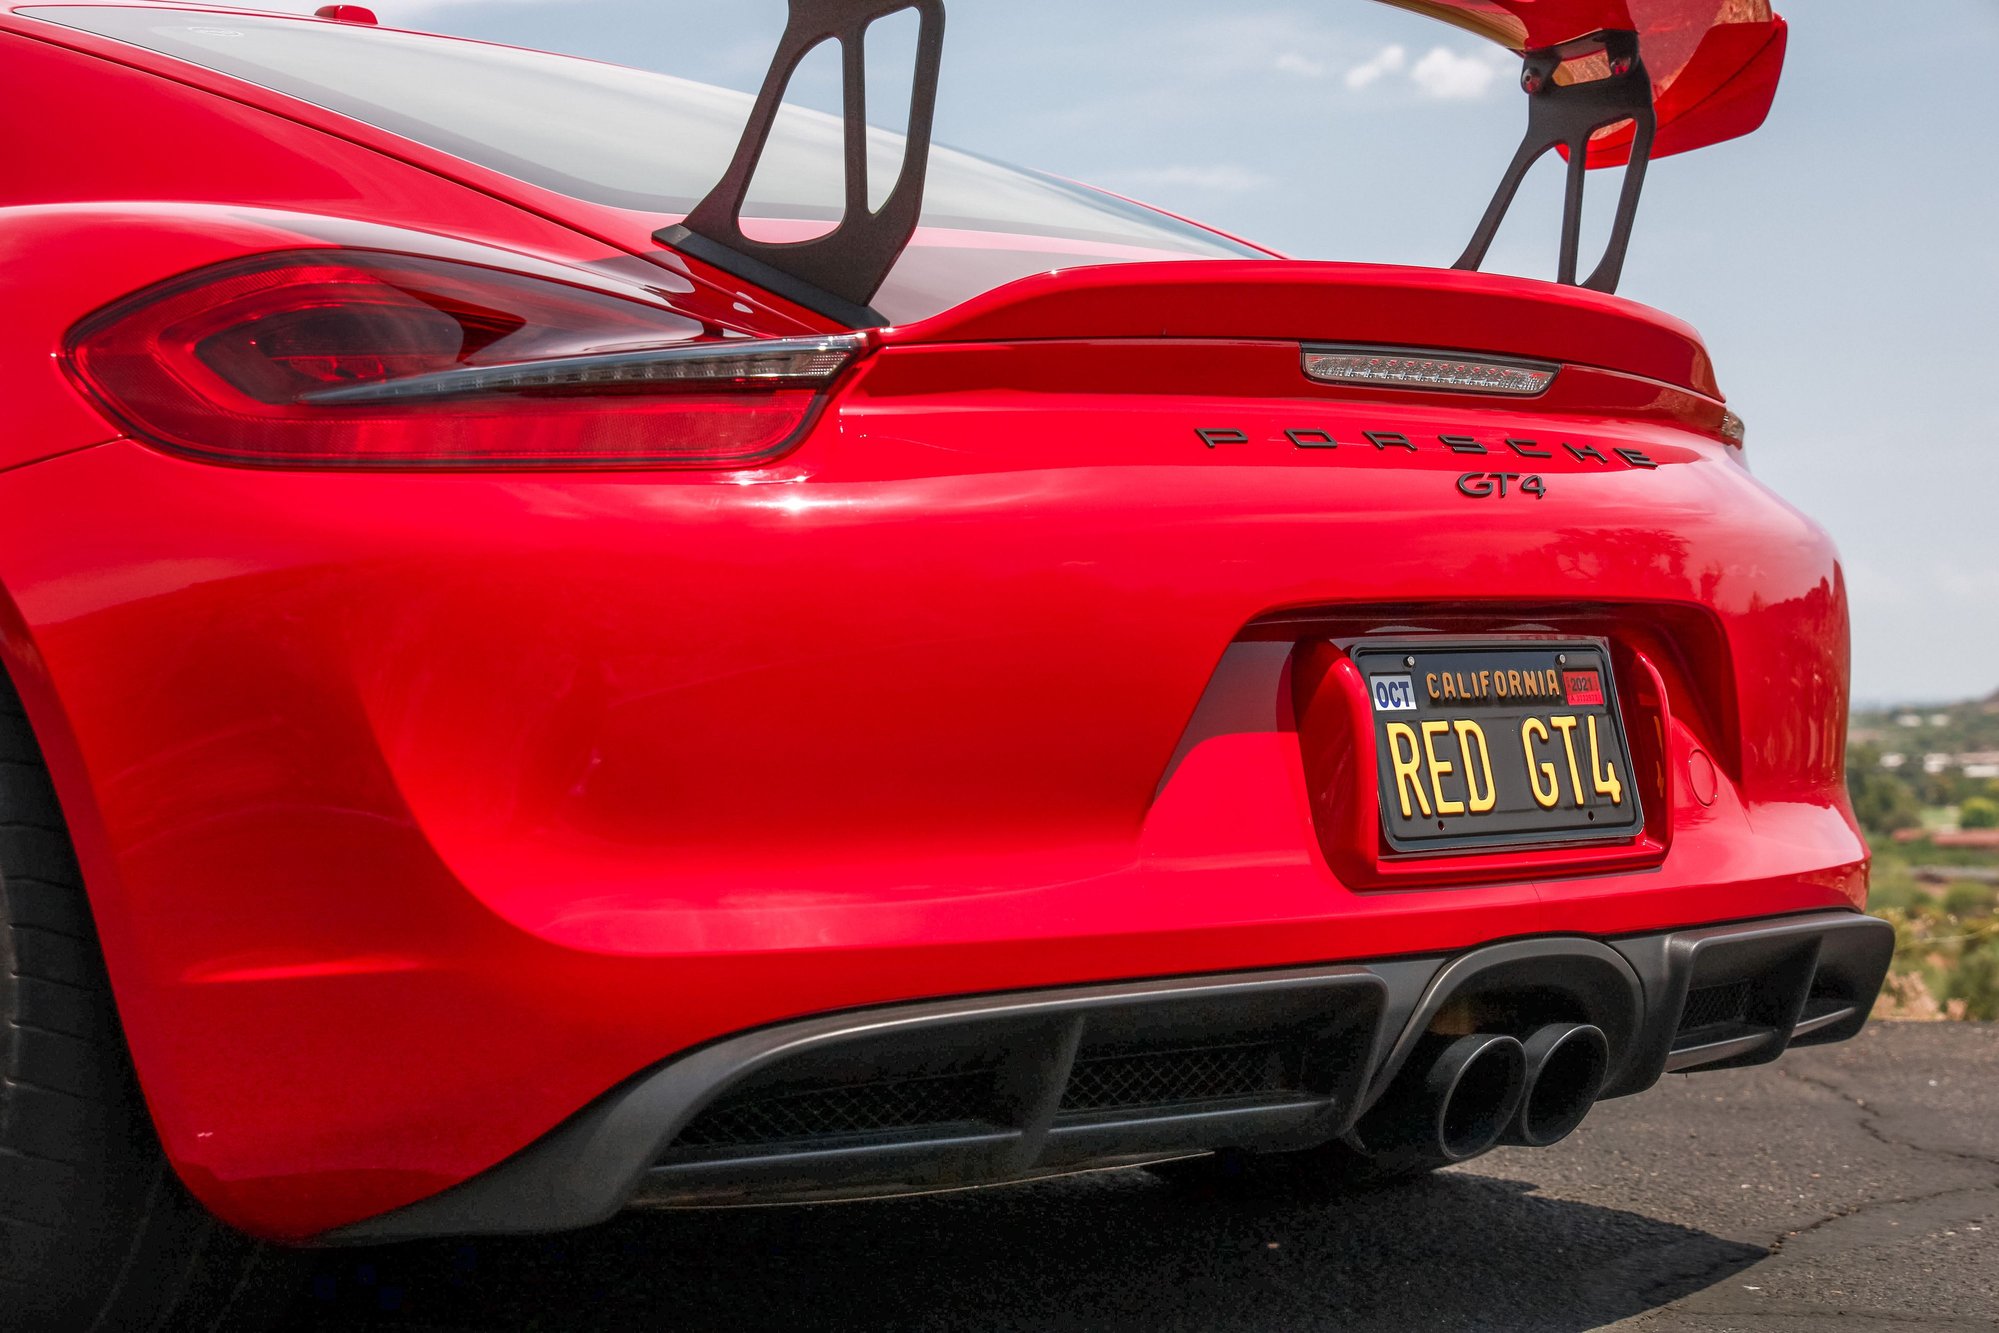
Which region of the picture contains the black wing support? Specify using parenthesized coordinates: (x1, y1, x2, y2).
(656, 0, 946, 329)
(1455, 30, 1657, 295)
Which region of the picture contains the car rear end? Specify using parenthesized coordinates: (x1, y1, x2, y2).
(0, 0, 1884, 1269)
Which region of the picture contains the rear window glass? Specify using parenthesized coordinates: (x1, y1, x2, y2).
(28, 7, 1265, 318)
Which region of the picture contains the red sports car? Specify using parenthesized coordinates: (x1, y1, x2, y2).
(0, 1, 1890, 1327)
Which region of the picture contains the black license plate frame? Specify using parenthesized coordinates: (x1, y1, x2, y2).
(1351, 638, 1645, 854)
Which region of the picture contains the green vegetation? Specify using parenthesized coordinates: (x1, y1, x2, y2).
(1850, 766, 1923, 834)
(1848, 690, 1999, 1021)
(1871, 874, 1999, 1021)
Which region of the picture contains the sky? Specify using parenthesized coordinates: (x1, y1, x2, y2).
(193, 1, 1999, 703)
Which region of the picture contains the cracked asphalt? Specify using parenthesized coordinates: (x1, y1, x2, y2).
(293, 1022, 1998, 1332)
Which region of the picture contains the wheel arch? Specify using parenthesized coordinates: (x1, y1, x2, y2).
(0, 555, 149, 1029)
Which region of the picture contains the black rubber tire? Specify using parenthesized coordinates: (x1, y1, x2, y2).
(0, 680, 300, 1331)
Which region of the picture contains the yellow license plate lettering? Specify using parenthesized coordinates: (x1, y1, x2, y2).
(1548, 714, 1587, 806)
(1588, 714, 1624, 805)
(1386, 721, 1432, 819)
(1521, 717, 1561, 809)
(1455, 719, 1497, 813)
(1420, 719, 1465, 816)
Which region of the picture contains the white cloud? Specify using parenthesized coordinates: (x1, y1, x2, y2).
(1106, 164, 1272, 194)
(1409, 45, 1503, 100)
(1274, 52, 1326, 79)
(1343, 44, 1406, 91)
(1934, 563, 1999, 601)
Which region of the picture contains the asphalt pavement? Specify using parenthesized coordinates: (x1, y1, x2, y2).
(292, 1022, 1999, 1332)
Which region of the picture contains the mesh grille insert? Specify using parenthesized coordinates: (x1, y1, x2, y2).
(1059, 1042, 1292, 1113)
(1677, 980, 1754, 1035)
(674, 1069, 998, 1149)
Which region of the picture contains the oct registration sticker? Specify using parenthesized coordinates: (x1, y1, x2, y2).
(1369, 675, 1418, 712)
(1353, 640, 1644, 852)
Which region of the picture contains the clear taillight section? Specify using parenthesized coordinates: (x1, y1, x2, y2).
(305, 340, 858, 405)
(64, 250, 862, 468)
(1302, 344, 1558, 396)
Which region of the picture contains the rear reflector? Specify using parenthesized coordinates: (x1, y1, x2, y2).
(64, 250, 863, 468)
(1302, 344, 1557, 396)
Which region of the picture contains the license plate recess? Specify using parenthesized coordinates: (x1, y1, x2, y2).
(1352, 639, 1644, 853)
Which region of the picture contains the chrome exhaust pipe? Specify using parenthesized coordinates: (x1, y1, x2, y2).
(1501, 1023, 1610, 1148)
(1356, 1032, 1528, 1166)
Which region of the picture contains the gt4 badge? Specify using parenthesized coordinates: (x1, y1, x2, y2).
(1457, 472, 1545, 499)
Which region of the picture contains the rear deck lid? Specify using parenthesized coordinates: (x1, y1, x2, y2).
(881, 260, 1719, 400)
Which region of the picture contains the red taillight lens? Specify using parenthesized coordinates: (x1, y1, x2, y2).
(64, 251, 862, 468)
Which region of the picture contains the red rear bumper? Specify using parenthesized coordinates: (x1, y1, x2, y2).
(0, 426, 1864, 1240)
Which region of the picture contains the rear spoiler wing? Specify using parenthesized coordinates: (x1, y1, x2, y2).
(660, 0, 1787, 326)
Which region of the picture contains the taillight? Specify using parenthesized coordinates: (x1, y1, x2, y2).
(63, 250, 862, 468)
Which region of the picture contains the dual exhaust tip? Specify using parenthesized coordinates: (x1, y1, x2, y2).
(1359, 1022, 1610, 1165)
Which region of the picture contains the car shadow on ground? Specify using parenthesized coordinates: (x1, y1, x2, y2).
(291, 1165, 1762, 1332)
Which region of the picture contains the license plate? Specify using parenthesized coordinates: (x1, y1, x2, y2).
(1352, 640, 1644, 853)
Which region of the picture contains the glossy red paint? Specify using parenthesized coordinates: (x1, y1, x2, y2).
(882, 261, 1721, 398)
(0, 3, 1856, 1242)
(1384, 0, 1789, 166)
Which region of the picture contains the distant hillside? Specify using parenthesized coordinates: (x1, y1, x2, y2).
(1850, 692, 1999, 762)
(1848, 690, 1999, 839)
(1849, 689, 1999, 1022)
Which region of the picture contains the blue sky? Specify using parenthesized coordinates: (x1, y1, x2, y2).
(217, 1, 1999, 702)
